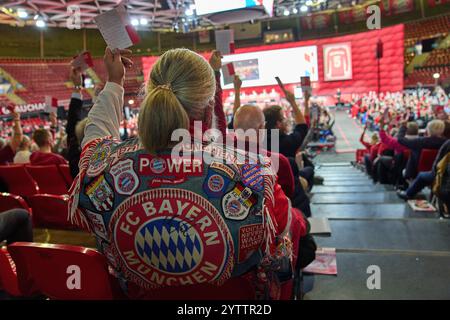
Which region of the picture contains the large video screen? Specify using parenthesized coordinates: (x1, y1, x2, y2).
(195, 0, 262, 16)
(221, 46, 318, 89)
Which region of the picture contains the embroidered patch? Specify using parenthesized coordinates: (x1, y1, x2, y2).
(241, 164, 264, 192)
(85, 175, 114, 212)
(85, 209, 109, 241)
(110, 159, 139, 195)
(203, 167, 231, 198)
(238, 224, 265, 263)
(222, 183, 257, 221)
(86, 140, 113, 177)
(109, 189, 234, 289)
(138, 155, 203, 177)
(210, 162, 236, 179)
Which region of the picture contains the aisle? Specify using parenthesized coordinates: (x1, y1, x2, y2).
(303, 163, 450, 299)
(303, 109, 450, 299)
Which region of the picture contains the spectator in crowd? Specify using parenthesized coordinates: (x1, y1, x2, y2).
(0, 209, 33, 244)
(66, 67, 86, 178)
(398, 139, 450, 200)
(68, 48, 308, 299)
(360, 123, 381, 177)
(397, 119, 447, 179)
(0, 107, 22, 165)
(30, 126, 67, 165)
(263, 90, 310, 158)
(13, 135, 31, 164)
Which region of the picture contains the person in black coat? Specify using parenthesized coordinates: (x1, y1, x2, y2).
(65, 67, 85, 178)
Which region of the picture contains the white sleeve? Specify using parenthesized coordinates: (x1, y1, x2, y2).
(81, 82, 124, 148)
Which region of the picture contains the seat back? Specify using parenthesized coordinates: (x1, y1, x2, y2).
(26, 194, 75, 229)
(0, 165, 39, 198)
(0, 247, 21, 297)
(8, 242, 124, 299)
(418, 149, 439, 173)
(25, 165, 68, 195)
(0, 193, 30, 213)
(58, 164, 73, 188)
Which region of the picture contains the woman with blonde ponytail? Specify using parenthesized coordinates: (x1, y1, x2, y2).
(69, 47, 307, 300)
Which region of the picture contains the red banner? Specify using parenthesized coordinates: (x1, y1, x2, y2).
(392, 0, 414, 14)
(313, 13, 331, 29)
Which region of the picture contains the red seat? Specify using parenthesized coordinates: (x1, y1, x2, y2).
(25, 165, 68, 195)
(8, 242, 125, 300)
(0, 247, 21, 297)
(0, 165, 39, 198)
(58, 164, 73, 188)
(417, 149, 439, 173)
(0, 193, 30, 213)
(26, 194, 74, 230)
(356, 148, 369, 163)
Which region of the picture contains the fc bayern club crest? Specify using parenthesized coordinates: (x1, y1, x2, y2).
(110, 159, 139, 195)
(109, 188, 234, 289)
(202, 167, 231, 198)
(222, 183, 257, 221)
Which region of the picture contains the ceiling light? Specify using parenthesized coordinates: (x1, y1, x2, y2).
(36, 19, 45, 27)
(139, 18, 148, 25)
(283, 9, 290, 16)
(131, 18, 139, 26)
(17, 9, 28, 18)
(292, 7, 298, 14)
(128, 99, 135, 105)
(306, 0, 313, 6)
(433, 73, 440, 79)
(300, 5, 308, 12)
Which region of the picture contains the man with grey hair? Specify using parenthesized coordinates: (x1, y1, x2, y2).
(397, 119, 447, 179)
(233, 104, 316, 270)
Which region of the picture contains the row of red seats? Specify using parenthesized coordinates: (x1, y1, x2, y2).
(0, 164, 72, 197)
(356, 148, 439, 173)
(0, 242, 261, 299)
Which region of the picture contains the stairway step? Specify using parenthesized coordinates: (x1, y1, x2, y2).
(304, 252, 450, 300)
(311, 192, 402, 204)
(318, 162, 351, 167)
(314, 219, 450, 252)
(323, 177, 370, 182)
(313, 185, 393, 193)
(311, 203, 439, 219)
(323, 180, 377, 186)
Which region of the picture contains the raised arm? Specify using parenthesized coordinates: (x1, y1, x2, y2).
(359, 123, 371, 149)
(232, 75, 242, 115)
(9, 107, 23, 153)
(285, 90, 306, 125)
(81, 48, 133, 148)
(209, 50, 227, 137)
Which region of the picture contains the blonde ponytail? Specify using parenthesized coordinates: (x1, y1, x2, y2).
(138, 48, 216, 153)
(138, 86, 189, 153)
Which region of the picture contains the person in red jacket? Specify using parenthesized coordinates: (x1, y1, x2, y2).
(30, 127, 67, 165)
(68, 48, 308, 299)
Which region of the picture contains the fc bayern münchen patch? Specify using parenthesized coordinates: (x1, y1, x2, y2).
(203, 167, 231, 198)
(85, 175, 114, 212)
(108, 188, 235, 289)
(110, 158, 139, 195)
(222, 183, 257, 221)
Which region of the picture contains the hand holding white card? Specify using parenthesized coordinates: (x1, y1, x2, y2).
(222, 63, 236, 85)
(94, 4, 140, 49)
(215, 30, 235, 55)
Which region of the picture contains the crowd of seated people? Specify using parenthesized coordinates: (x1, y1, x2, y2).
(0, 48, 323, 300)
(352, 88, 450, 215)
